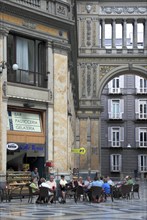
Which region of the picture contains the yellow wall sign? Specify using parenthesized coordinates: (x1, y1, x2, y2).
(71, 147, 86, 155)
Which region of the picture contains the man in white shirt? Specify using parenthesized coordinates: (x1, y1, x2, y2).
(59, 175, 67, 203)
(46, 175, 57, 203)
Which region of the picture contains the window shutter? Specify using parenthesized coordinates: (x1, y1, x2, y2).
(119, 75, 124, 88)
(135, 99, 139, 113)
(119, 155, 122, 172)
(138, 155, 141, 172)
(136, 127, 139, 142)
(135, 76, 140, 90)
(110, 154, 113, 172)
(120, 127, 124, 141)
(108, 99, 111, 114)
(108, 127, 112, 141)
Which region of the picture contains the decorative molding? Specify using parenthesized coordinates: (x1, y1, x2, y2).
(2, 81, 7, 96)
(86, 20, 91, 47)
(87, 64, 91, 96)
(56, 3, 68, 17)
(22, 20, 36, 29)
(99, 65, 119, 80)
(101, 6, 147, 15)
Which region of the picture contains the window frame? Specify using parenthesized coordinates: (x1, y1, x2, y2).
(110, 154, 122, 172)
(7, 33, 47, 88)
(138, 154, 147, 172)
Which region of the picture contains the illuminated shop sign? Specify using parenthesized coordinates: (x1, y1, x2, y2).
(19, 144, 44, 151)
(7, 111, 41, 132)
(7, 143, 19, 151)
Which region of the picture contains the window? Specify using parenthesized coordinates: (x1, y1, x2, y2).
(108, 76, 124, 94)
(108, 127, 124, 147)
(135, 76, 147, 94)
(136, 127, 147, 147)
(108, 99, 124, 119)
(7, 34, 47, 88)
(138, 155, 147, 172)
(110, 154, 122, 172)
(135, 99, 147, 119)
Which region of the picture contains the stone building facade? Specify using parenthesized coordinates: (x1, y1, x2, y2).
(0, 0, 147, 183)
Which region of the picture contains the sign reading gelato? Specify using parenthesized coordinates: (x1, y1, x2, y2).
(7, 111, 41, 132)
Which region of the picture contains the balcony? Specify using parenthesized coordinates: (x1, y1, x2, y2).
(136, 113, 147, 120)
(2, 0, 73, 21)
(136, 88, 147, 94)
(8, 69, 47, 88)
(108, 88, 122, 94)
(108, 112, 123, 120)
(136, 141, 147, 148)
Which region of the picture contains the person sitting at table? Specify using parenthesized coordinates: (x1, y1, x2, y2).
(106, 176, 115, 186)
(29, 177, 39, 194)
(59, 175, 68, 203)
(46, 175, 57, 203)
(102, 178, 111, 201)
(78, 176, 84, 187)
(125, 175, 134, 185)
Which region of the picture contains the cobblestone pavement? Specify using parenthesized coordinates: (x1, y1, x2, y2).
(0, 181, 147, 220)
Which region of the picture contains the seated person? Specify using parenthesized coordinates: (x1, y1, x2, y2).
(66, 176, 79, 193)
(125, 175, 134, 185)
(59, 175, 67, 203)
(78, 176, 84, 187)
(46, 175, 57, 203)
(29, 177, 39, 194)
(102, 179, 111, 195)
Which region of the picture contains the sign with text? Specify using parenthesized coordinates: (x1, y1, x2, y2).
(71, 147, 86, 155)
(7, 111, 41, 132)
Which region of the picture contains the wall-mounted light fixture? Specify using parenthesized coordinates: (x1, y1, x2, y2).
(127, 143, 131, 148)
(0, 61, 18, 74)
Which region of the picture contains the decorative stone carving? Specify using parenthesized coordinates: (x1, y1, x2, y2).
(87, 64, 91, 96)
(87, 20, 91, 46)
(56, 3, 68, 17)
(93, 64, 97, 97)
(86, 5, 92, 13)
(81, 64, 86, 97)
(22, 20, 36, 29)
(101, 6, 147, 15)
(99, 65, 119, 80)
(2, 81, 7, 96)
(81, 18, 86, 47)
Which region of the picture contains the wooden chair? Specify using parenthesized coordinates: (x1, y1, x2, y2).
(74, 185, 85, 203)
(90, 186, 104, 203)
(36, 187, 49, 204)
(120, 184, 133, 199)
(131, 184, 140, 199)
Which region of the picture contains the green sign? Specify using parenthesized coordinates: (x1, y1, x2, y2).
(71, 147, 86, 155)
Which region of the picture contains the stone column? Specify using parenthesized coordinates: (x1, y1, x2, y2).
(133, 19, 137, 48)
(0, 27, 9, 180)
(80, 18, 86, 47)
(144, 19, 147, 49)
(76, 112, 101, 174)
(101, 19, 105, 48)
(79, 117, 88, 170)
(92, 18, 99, 47)
(122, 19, 127, 48)
(112, 19, 116, 48)
(53, 42, 70, 173)
(46, 41, 54, 163)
